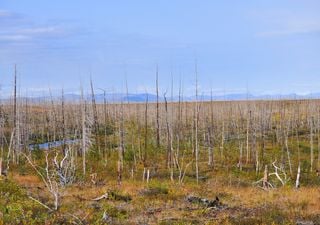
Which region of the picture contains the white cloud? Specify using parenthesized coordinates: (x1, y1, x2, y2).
(19, 26, 62, 35)
(0, 26, 66, 44)
(0, 9, 67, 44)
(257, 23, 320, 37)
(253, 10, 320, 37)
(0, 34, 29, 41)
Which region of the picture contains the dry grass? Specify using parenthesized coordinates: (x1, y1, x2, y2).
(5, 173, 320, 224)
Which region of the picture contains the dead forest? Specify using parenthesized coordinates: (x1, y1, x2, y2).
(1, 75, 320, 224)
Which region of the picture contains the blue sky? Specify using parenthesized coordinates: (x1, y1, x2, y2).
(0, 1, 320, 96)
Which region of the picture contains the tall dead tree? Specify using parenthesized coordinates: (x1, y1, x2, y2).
(81, 86, 92, 176)
(13, 65, 20, 163)
(102, 89, 108, 157)
(317, 108, 320, 168)
(118, 100, 125, 185)
(309, 116, 314, 172)
(284, 121, 293, 176)
(90, 78, 100, 153)
(13, 65, 17, 137)
(143, 94, 148, 166)
(176, 78, 182, 165)
(6, 65, 19, 170)
(156, 65, 160, 148)
(208, 88, 214, 168)
(164, 93, 173, 180)
(246, 109, 251, 164)
(61, 89, 66, 153)
(194, 62, 199, 184)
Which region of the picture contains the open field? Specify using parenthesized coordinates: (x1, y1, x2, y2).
(1, 98, 320, 224)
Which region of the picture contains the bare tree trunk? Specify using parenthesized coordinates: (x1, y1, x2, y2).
(177, 78, 183, 166)
(317, 109, 320, 168)
(90, 77, 100, 154)
(117, 160, 122, 185)
(164, 94, 171, 168)
(0, 157, 2, 176)
(147, 169, 150, 184)
(208, 89, 214, 168)
(254, 127, 259, 174)
(263, 165, 268, 189)
(284, 130, 293, 177)
(221, 119, 224, 161)
(13, 65, 19, 164)
(61, 89, 66, 154)
(102, 89, 107, 157)
(118, 101, 125, 185)
(295, 163, 301, 189)
(143, 167, 146, 182)
(144, 94, 148, 166)
(156, 65, 160, 148)
(6, 65, 18, 169)
(13, 65, 17, 137)
(238, 142, 243, 171)
(195, 62, 199, 184)
(246, 110, 251, 164)
(81, 87, 87, 176)
(310, 117, 314, 172)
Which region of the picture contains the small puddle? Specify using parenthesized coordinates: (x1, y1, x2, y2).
(29, 139, 80, 150)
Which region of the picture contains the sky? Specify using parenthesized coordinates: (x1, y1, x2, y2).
(0, 1, 320, 97)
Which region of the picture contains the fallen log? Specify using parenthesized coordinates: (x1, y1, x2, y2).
(92, 192, 109, 201)
(92, 191, 132, 202)
(186, 195, 221, 208)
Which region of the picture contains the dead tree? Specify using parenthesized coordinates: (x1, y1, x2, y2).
(284, 123, 293, 177)
(143, 94, 148, 166)
(317, 108, 320, 168)
(164, 93, 173, 181)
(81, 87, 92, 176)
(90, 77, 100, 153)
(263, 165, 269, 189)
(194, 62, 200, 184)
(61, 89, 66, 152)
(208, 88, 214, 168)
(118, 101, 125, 185)
(53, 147, 76, 186)
(11, 65, 21, 164)
(269, 161, 289, 187)
(6, 66, 19, 171)
(295, 163, 301, 189)
(24, 152, 60, 211)
(246, 109, 251, 164)
(0, 157, 2, 176)
(309, 116, 314, 172)
(254, 161, 288, 189)
(13, 65, 18, 160)
(176, 77, 183, 167)
(0, 99, 3, 176)
(156, 65, 160, 148)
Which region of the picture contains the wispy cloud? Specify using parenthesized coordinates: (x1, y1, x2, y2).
(253, 10, 320, 37)
(0, 9, 75, 45)
(0, 26, 67, 43)
(0, 34, 29, 41)
(19, 26, 63, 35)
(0, 10, 11, 17)
(257, 22, 320, 37)
(0, 9, 23, 22)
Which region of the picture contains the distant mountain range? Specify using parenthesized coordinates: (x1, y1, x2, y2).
(3, 92, 320, 103)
